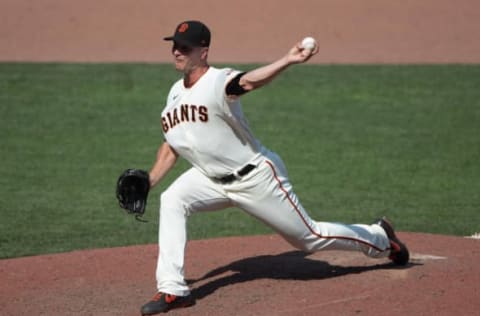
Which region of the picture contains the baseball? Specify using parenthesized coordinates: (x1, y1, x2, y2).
(301, 36, 317, 50)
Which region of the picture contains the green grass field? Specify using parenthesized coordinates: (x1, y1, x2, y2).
(1, 63, 479, 259)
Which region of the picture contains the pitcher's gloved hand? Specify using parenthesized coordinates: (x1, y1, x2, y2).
(116, 169, 150, 216)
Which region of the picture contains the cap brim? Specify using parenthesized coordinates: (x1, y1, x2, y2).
(163, 36, 196, 47)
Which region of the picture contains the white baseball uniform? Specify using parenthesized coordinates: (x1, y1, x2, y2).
(155, 66, 391, 296)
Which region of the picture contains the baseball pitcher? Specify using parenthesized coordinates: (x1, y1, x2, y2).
(134, 20, 409, 315)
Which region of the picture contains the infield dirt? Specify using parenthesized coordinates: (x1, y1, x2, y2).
(1, 0, 479, 64)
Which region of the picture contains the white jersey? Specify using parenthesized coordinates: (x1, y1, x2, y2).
(161, 67, 264, 178)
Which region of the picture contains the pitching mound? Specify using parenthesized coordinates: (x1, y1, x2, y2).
(1, 233, 478, 315)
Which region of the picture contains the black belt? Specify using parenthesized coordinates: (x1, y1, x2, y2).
(215, 164, 256, 184)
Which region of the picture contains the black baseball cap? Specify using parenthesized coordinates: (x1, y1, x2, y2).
(164, 21, 211, 47)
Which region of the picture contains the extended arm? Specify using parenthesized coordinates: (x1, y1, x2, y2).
(238, 41, 319, 92)
(149, 141, 179, 188)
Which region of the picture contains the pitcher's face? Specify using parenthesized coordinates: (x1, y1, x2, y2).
(172, 42, 208, 73)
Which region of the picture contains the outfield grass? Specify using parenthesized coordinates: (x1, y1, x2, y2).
(0, 63, 479, 258)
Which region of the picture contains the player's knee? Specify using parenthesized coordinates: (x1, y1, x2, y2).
(282, 236, 316, 252)
(295, 242, 316, 253)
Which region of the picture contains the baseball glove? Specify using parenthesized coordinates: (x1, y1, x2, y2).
(116, 169, 150, 217)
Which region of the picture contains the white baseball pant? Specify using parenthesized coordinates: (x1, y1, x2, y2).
(156, 149, 390, 296)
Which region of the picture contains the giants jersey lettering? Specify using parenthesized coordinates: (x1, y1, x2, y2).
(161, 67, 263, 177)
(162, 104, 208, 133)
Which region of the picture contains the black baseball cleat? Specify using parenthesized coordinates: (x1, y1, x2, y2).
(376, 217, 410, 266)
(141, 292, 195, 315)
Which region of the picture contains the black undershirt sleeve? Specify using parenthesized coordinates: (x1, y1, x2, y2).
(225, 72, 248, 96)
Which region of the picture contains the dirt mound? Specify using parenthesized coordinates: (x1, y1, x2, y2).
(1, 233, 479, 315)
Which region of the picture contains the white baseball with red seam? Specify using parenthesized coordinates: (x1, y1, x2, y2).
(301, 37, 317, 50)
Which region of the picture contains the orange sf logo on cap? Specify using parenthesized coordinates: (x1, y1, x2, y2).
(178, 23, 189, 33)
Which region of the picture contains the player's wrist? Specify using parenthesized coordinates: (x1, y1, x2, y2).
(282, 54, 295, 66)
